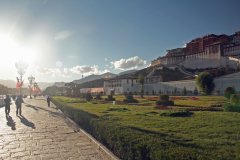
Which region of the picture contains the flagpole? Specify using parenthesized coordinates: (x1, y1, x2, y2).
(20, 75, 22, 96)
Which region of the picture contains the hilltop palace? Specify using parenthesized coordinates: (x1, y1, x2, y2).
(102, 31, 240, 95)
(151, 31, 240, 69)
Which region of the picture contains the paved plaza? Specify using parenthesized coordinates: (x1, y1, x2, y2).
(0, 98, 117, 160)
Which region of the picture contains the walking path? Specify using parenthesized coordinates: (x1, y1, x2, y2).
(0, 98, 117, 160)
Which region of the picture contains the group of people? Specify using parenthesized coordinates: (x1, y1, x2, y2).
(4, 95, 24, 117)
(3, 95, 52, 117)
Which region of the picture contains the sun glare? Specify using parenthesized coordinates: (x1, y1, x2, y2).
(0, 34, 37, 67)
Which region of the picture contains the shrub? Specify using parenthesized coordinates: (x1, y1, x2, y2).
(159, 95, 169, 101)
(156, 100, 174, 106)
(152, 90, 155, 95)
(193, 87, 198, 96)
(230, 94, 239, 104)
(85, 93, 93, 101)
(224, 103, 240, 112)
(158, 90, 162, 95)
(156, 95, 174, 106)
(105, 95, 116, 101)
(95, 94, 102, 100)
(183, 87, 187, 96)
(123, 94, 138, 103)
(160, 110, 193, 117)
(224, 87, 236, 99)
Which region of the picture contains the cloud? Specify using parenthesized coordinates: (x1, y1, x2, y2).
(55, 61, 63, 68)
(37, 67, 71, 78)
(54, 30, 73, 40)
(36, 64, 109, 79)
(70, 65, 109, 76)
(111, 56, 147, 70)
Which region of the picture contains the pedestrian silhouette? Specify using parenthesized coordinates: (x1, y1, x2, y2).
(4, 95, 11, 117)
(15, 95, 24, 115)
(47, 96, 51, 107)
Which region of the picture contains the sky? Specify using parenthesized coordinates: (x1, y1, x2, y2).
(0, 0, 239, 82)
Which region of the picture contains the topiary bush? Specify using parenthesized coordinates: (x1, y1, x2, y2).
(156, 95, 174, 106)
(123, 94, 138, 103)
(224, 87, 235, 99)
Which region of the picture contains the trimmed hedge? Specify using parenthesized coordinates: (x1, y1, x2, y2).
(52, 99, 201, 160)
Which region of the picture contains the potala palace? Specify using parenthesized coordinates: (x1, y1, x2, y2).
(103, 31, 240, 95)
(151, 31, 240, 69)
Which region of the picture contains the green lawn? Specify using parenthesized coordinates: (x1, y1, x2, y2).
(52, 96, 240, 160)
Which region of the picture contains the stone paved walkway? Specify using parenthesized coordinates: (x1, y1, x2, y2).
(0, 98, 116, 160)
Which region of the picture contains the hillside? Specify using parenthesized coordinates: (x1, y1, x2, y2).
(114, 66, 192, 82)
(0, 79, 16, 88)
(73, 72, 116, 84)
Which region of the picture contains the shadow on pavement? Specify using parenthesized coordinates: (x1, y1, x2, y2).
(17, 115, 36, 129)
(6, 116, 16, 130)
(25, 104, 63, 117)
(25, 104, 55, 112)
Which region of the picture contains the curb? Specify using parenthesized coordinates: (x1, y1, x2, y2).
(55, 107, 120, 160)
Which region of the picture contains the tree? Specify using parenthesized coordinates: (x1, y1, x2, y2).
(174, 87, 177, 95)
(183, 87, 187, 96)
(196, 72, 215, 95)
(138, 74, 145, 98)
(193, 87, 198, 96)
(224, 87, 235, 99)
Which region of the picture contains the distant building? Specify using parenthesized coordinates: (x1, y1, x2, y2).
(104, 30, 240, 95)
(151, 31, 240, 69)
(80, 87, 104, 95)
(104, 76, 139, 95)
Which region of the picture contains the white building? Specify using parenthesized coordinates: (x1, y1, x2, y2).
(104, 76, 139, 95)
(104, 72, 240, 95)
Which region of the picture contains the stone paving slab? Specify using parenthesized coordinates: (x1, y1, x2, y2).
(0, 98, 118, 160)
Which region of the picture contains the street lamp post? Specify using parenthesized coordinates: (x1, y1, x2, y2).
(28, 75, 35, 99)
(15, 61, 28, 96)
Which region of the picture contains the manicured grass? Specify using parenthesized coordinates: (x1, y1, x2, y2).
(52, 96, 240, 160)
(173, 96, 227, 108)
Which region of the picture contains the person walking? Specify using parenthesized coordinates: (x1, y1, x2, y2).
(15, 95, 24, 116)
(47, 96, 51, 107)
(4, 95, 11, 117)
